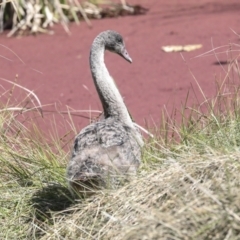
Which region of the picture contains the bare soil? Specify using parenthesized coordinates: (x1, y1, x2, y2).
(0, 0, 240, 137)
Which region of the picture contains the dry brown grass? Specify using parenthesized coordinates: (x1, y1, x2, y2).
(36, 150, 240, 240)
(1, 45, 240, 239)
(1, 0, 147, 36)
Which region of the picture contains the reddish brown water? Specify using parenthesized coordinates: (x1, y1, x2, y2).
(0, 0, 239, 138)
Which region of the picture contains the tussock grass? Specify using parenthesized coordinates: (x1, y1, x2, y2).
(0, 82, 71, 239)
(1, 0, 146, 36)
(0, 0, 109, 36)
(1, 51, 240, 239)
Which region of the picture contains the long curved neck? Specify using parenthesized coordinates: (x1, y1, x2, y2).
(89, 38, 134, 128)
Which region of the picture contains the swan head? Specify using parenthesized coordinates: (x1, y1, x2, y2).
(103, 30, 132, 63)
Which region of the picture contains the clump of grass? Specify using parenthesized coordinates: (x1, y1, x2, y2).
(1, 48, 240, 239)
(0, 0, 147, 36)
(1, 0, 95, 36)
(0, 80, 73, 239)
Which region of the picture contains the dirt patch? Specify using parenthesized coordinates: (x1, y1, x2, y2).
(0, 0, 239, 137)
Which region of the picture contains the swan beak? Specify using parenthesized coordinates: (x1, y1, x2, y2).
(121, 47, 132, 63)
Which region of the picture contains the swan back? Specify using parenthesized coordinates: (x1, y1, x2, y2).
(67, 117, 142, 192)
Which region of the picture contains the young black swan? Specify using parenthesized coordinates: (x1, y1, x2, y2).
(67, 30, 144, 195)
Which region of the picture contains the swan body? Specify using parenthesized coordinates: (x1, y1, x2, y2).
(67, 30, 143, 194)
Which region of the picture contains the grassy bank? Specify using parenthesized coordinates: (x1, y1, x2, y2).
(1, 57, 240, 239)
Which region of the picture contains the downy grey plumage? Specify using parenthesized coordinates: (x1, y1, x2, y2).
(67, 30, 143, 195)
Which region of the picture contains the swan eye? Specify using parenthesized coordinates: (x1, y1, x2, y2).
(115, 35, 123, 44)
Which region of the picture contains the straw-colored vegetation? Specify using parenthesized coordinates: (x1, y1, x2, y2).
(0, 0, 106, 36)
(0, 0, 146, 36)
(1, 50, 240, 239)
